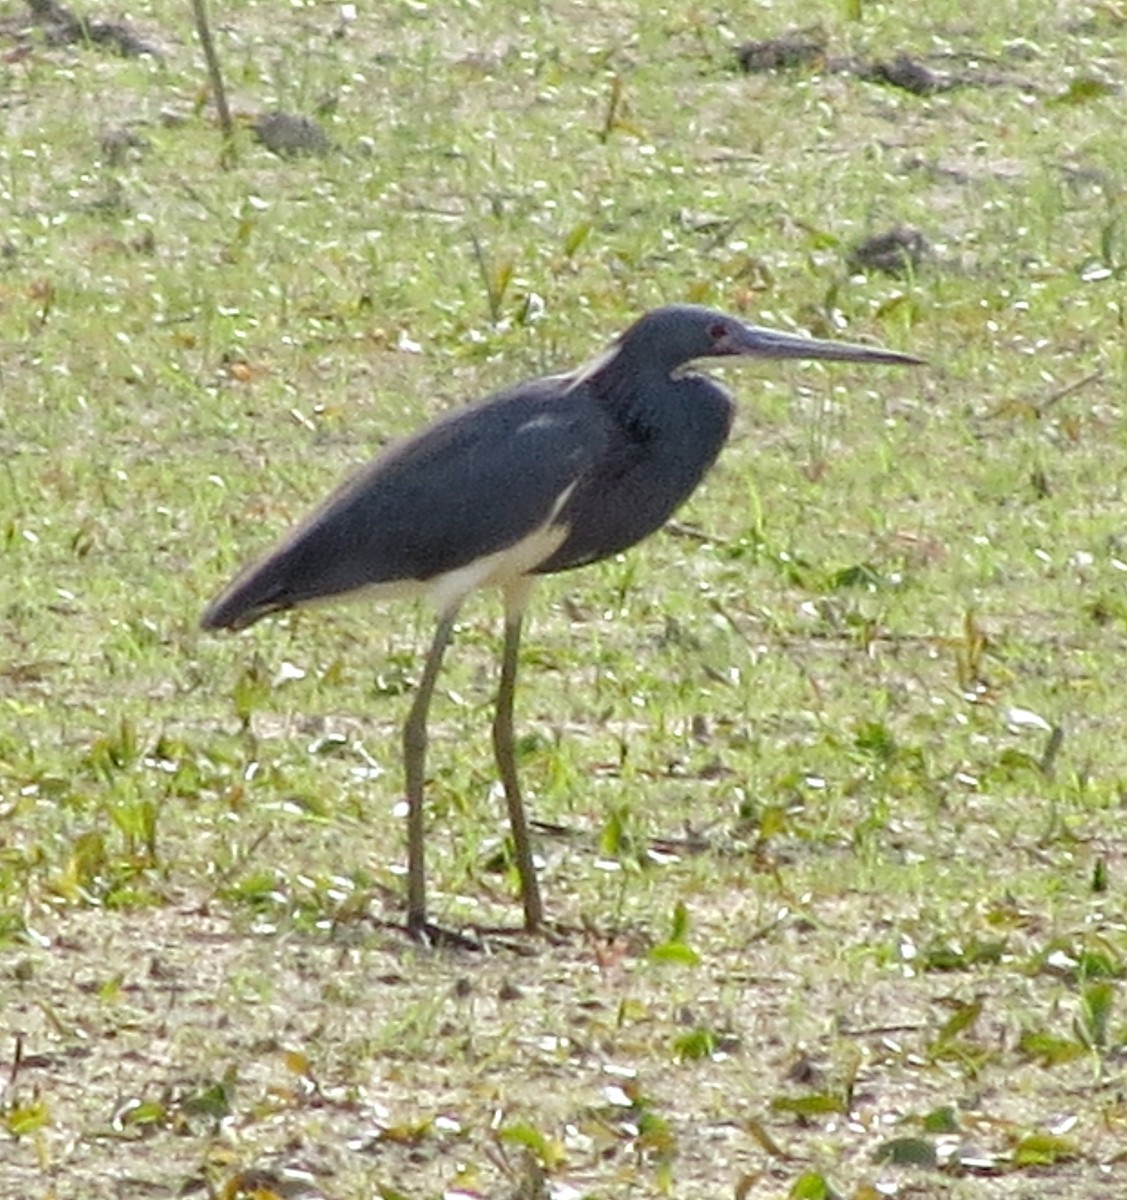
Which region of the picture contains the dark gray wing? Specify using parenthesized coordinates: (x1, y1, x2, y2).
(202, 379, 607, 630)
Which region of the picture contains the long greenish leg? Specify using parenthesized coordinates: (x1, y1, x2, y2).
(493, 580, 543, 931)
(402, 610, 457, 935)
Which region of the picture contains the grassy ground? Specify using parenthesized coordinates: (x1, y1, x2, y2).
(3, 1, 1127, 1196)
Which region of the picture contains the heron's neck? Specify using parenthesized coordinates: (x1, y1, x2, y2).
(575, 344, 685, 422)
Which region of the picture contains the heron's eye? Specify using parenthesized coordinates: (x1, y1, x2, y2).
(709, 321, 728, 341)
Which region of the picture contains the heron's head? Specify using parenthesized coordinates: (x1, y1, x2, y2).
(624, 304, 924, 370)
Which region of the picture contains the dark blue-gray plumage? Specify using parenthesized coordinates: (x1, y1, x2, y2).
(202, 305, 921, 937)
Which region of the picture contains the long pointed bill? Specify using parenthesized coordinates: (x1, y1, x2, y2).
(719, 324, 924, 367)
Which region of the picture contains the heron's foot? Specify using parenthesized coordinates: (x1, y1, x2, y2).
(380, 915, 577, 953)
(389, 916, 528, 953)
(465, 917, 577, 947)
(406, 920, 492, 952)
(524, 918, 574, 946)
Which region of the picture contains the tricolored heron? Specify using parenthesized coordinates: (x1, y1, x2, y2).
(202, 305, 921, 937)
